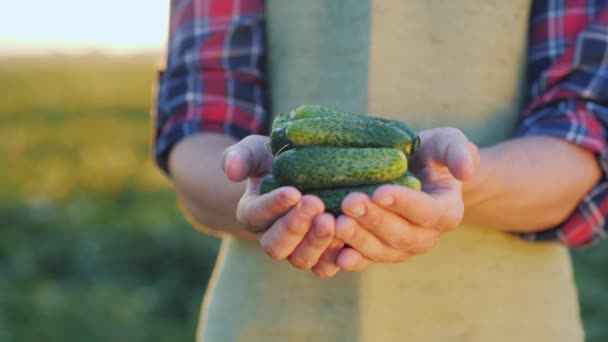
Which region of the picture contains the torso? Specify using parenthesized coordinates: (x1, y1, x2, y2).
(198, 1, 584, 341)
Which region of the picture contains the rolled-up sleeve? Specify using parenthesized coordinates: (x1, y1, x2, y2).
(153, 0, 269, 174)
(515, 0, 608, 247)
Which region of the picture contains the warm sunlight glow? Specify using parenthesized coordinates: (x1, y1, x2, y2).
(0, 1, 169, 55)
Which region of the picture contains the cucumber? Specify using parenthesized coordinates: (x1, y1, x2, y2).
(308, 186, 376, 216)
(272, 146, 407, 190)
(268, 124, 294, 155)
(260, 173, 282, 195)
(259, 172, 422, 216)
(290, 104, 366, 121)
(271, 104, 420, 155)
(399, 171, 422, 191)
(377, 118, 421, 153)
(270, 117, 412, 155)
(271, 112, 294, 131)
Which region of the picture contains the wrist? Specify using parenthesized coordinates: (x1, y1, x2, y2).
(460, 145, 504, 225)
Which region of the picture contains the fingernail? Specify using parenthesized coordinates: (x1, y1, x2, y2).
(348, 204, 366, 217)
(378, 195, 393, 207)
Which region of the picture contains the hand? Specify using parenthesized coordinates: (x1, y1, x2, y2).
(223, 135, 340, 277)
(331, 127, 480, 271)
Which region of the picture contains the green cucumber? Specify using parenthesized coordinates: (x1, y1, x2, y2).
(271, 104, 420, 154)
(259, 172, 422, 216)
(268, 124, 294, 155)
(271, 112, 293, 131)
(260, 173, 282, 194)
(399, 171, 422, 191)
(272, 146, 407, 190)
(290, 104, 365, 121)
(270, 117, 412, 155)
(377, 118, 421, 153)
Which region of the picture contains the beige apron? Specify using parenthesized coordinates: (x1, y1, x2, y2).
(198, 1, 584, 341)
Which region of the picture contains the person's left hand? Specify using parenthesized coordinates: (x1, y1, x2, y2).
(329, 127, 480, 272)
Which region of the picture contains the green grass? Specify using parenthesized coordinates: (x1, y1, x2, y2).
(0, 53, 220, 342)
(0, 53, 606, 341)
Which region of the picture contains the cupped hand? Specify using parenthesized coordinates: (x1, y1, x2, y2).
(331, 127, 480, 271)
(223, 135, 340, 276)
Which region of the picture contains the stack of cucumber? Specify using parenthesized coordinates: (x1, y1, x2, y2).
(260, 105, 422, 216)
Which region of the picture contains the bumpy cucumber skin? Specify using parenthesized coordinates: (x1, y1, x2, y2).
(399, 172, 422, 191)
(308, 173, 421, 215)
(283, 118, 412, 153)
(292, 104, 365, 120)
(290, 105, 420, 154)
(272, 146, 408, 190)
(259, 173, 422, 216)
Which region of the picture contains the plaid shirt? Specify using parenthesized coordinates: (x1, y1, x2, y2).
(155, 0, 608, 248)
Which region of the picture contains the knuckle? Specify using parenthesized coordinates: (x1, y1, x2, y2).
(365, 210, 385, 229)
(372, 255, 389, 263)
(285, 220, 306, 236)
(416, 233, 440, 254)
(271, 193, 283, 208)
(261, 242, 284, 260)
(443, 204, 464, 231)
(395, 252, 412, 263)
(345, 225, 360, 242)
(388, 230, 415, 250)
(337, 221, 359, 242)
(289, 255, 312, 270)
(310, 223, 333, 245)
(312, 267, 332, 279)
(371, 252, 395, 263)
(390, 236, 411, 251)
(419, 214, 441, 229)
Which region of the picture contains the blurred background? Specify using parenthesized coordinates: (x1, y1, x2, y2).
(0, 2, 220, 341)
(0, 2, 607, 342)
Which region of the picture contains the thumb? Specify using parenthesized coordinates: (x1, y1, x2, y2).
(445, 139, 479, 181)
(222, 135, 274, 182)
(415, 128, 480, 181)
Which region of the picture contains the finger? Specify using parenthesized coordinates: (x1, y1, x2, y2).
(310, 239, 344, 279)
(342, 192, 441, 254)
(222, 135, 274, 182)
(412, 128, 478, 181)
(288, 213, 336, 270)
(443, 140, 478, 181)
(334, 214, 408, 262)
(237, 182, 301, 232)
(370, 185, 441, 228)
(336, 248, 374, 272)
(258, 195, 324, 260)
(432, 189, 465, 232)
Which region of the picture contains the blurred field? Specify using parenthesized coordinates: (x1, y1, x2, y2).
(0, 54, 607, 341)
(0, 54, 220, 342)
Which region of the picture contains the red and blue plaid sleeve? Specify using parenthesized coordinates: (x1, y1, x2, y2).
(515, 0, 608, 247)
(154, 0, 268, 174)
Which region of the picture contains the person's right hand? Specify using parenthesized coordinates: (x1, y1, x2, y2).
(222, 135, 342, 277)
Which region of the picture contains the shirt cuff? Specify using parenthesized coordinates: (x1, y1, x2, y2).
(513, 99, 608, 247)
